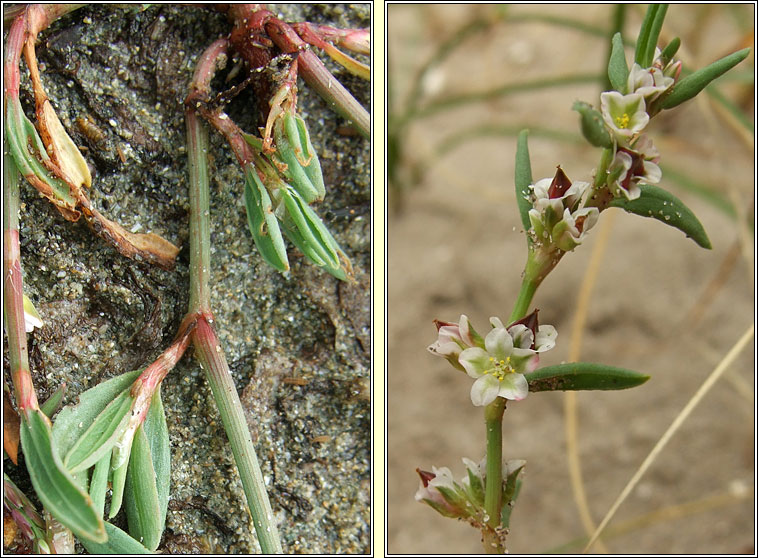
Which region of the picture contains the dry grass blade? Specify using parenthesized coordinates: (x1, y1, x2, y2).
(564, 210, 618, 553)
(583, 324, 755, 553)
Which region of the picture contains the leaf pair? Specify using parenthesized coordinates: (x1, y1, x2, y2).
(21, 370, 169, 552)
(273, 111, 326, 204)
(244, 163, 352, 280)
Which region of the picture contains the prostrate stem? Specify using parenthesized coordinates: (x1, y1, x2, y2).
(3, 147, 38, 412)
(184, 107, 282, 553)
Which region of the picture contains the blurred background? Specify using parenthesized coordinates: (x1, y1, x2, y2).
(387, 4, 754, 554)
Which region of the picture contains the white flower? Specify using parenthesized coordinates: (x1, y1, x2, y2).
(607, 135, 662, 200)
(414, 466, 467, 518)
(459, 315, 557, 406)
(527, 167, 596, 250)
(551, 207, 600, 251)
(627, 63, 675, 103)
(600, 91, 649, 141)
(427, 314, 482, 370)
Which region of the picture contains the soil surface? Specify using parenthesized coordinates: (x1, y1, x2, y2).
(387, 4, 754, 555)
(4, 4, 370, 554)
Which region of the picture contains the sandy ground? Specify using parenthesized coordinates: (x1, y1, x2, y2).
(387, 4, 754, 554)
(4, 4, 370, 554)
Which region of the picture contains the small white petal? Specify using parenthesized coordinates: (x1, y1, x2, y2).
(459, 347, 490, 379)
(485, 326, 514, 359)
(427, 341, 462, 356)
(471, 375, 500, 406)
(508, 324, 534, 350)
(498, 373, 529, 401)
(535, 325, 558, 352)
(489, 316, 506, 329)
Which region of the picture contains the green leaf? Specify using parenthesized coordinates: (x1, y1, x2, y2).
(79, 521, 153, 554)
(526, 363, 650, 392)
(243, 165, 290, 272)
(634, 4, 668, 68)
(608, 183, 711, 249)
(607, 32, 629, 92)
(658, 36, 681, 67)
(279, 186, 351, 281)
(514, 130, 533, 238)
(500, 461, 525, 529)
(40, 382, 67, 419)
(109, 445, 131, 519)
(661, 48, 751, 110)
(124, 389, 170, 551)
(291, 114, 326, 200)
(572, 101, 613, 148)
(64, 389, 134, 473)
(20, 410, 106, 543)
(5, 99, 77, 208)
(89, 452, 111, 518)
(466, 467, 484, 508)
(275, 119, 323, 204)
(278, 112, 326, 203)
(52, 370, 141, 460)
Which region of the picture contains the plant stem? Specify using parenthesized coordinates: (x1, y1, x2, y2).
(186, 109, 212, 313)
(482, 267, 542, 553)
(184, 106, 282, 553)
(3, 144, 38, 413)
(193, 318, 282, 553)
(508, 273, 539, 323)
(483, 397, 507, 553)
(586, 147, 615, 212)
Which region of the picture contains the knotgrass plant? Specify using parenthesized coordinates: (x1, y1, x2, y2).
(4, 4, 370, 553)
(398, 5, 752, 553)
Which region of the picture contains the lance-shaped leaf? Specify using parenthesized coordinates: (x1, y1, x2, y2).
(465, 466, 484, 508)
(52, 370, 141, 463)
(274, 116, 323, 203)
(40, 382, 67, 419)
(19, 409, 106, 543)
(634, 4, 668, 68)
(514, 130, 534, 238)
(64, 388, 134, 473)
(279, 186, 352, 281)
(5, 99, 80, 220)
(79, 521, 152, 555)
(243, 165, 290, 272)
(658, 37, 681, 67)
(124, 388, 170, 551)
(526, 363, 650, 392)
(607, 32, 629, 93)
(109, 442, 132, 519)
(500, 460, 525, 529)
(661, 48, 751, 110)
(89, 452, 111, 518)
(573, 101, 613, 148)
(284, 112, 326, 201)
(609, 183, 711, 249)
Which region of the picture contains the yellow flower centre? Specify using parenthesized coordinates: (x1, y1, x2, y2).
(485, 356, 515, 381)
(615, 112, 631, 129)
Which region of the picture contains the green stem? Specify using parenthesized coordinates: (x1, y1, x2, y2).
(186, 110, 211, 313)
(483, 398, 507, 553)
(587, 147, 615, 211)
(3, 143, 38, 412)
(481, 265, 543, 553)
(192, 318, 282, 553)
(184, 107, 282, 553)
(508, 272, 539, 323)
